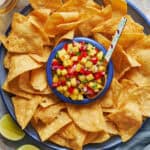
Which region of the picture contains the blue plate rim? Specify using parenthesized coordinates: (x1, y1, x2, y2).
(0, 2, 149, 150)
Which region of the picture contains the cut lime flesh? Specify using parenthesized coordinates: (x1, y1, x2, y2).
(17, 144, 40, 150)
(0, 114, 25, 141)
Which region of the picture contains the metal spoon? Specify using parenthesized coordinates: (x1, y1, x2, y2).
(87, 17, 127, 99)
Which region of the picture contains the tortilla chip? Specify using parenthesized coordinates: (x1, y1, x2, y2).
(12, 96, 40, 129)
(49, 134, 71, 148)
(92, 15, 143, 37)
(30, 67, 48, 92)
(28, 8, 51, 27)
(33, 102, 66, 124)
(3, 52, 14, 69)
(67, 102, 106, 132)
(18, 72, 51, 95)
(111, 0, 127, 15)
(55, 29, 75, 45)
(84, 131, 110, 145)
(2, 13, 50, 54)
(131, 86, 150, 117)
(29, 47, 51, 63)
(58, 123, 86, 150)
(6, 55, 42, 82)
(2, 78, 33, 99)
(104, 117, 118, 135)
(32, 111, 72, 141)
(108, 99, 142, 141)
(29, 0, 63, 11)
(39, 94, 59, 108)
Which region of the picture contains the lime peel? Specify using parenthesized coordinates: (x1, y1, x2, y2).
(0, 114, 25, 141)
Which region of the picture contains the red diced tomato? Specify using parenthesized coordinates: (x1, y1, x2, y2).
(91, 57, 98, 64)
(61, 80, 66, 86)
(81, 51, 87, 57)
(84, 70, 91, 75)
(86, 86, 95, 96)
(64, 43, 68, 50)
(94, 72, 105, 80)
(52, 59, 59, 66)
(52, 82, 60, 88)
(59, 65, 64, 70)
(95, 48, 99, 53)
(68, 87, 74, 94)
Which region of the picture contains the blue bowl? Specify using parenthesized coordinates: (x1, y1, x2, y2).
(46, 37, 113, 104)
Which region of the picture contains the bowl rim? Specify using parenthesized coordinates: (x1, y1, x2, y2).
(46, 37, 114, 105)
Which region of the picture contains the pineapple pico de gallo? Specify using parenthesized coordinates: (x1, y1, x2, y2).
(51, 41, 106, 100)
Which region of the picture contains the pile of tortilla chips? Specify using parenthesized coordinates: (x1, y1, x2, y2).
(0, 0, 150, 149)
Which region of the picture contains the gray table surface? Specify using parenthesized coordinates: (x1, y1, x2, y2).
(0, 0, 150, 150)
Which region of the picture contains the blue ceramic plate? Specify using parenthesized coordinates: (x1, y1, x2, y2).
(46, 37, 114, 105)
(0, 1, 150, 150)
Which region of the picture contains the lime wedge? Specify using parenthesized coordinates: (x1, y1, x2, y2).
(17, 144, 40, 150)
(0, 114, 25, 141)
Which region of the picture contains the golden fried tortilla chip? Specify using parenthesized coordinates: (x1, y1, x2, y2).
(29, 0, 63, 11)
(18, 72, 51, 95)
(58, 123, 86, 150)
(39, 94, 59, 108)
(30, 67, 48, 92)
(29, 47, 51, 63)
(33, 102, 66, 124)
(67, 102, 106, 132)
(84, 131, 110, 145)
(49, 134, 71, 148)
(55, 29, 75, 45)
(2, 13, 50, 54)
(108, 99, 142, 141)
(3, 78, 33, 99)
(29, 8, 51, 27)
(12, 96, 40, 129)
(6, 55, 42, 82)
(32, 112, 72, 141)
(132, 86, 150, 117)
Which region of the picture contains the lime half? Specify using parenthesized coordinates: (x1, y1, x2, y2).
(0, 114, 25, 141)
(17, 144, 40, 150)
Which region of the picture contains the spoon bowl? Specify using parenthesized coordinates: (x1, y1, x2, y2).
(46, 37, 114, 105)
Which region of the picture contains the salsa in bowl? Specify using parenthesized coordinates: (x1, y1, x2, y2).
(46, 37, 113, 104)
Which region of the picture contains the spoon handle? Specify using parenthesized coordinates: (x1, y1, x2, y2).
(104, 17, 127, 62)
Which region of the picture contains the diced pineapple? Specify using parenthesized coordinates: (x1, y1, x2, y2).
(71, 56, 78, 62)
(89, 50, 96, 56)
(87, 43, 94, 51)
(57, 49, 67, 61)
(68, 43, 73, 50)
(56, 69, 61, 75)
(53, 75, 59, 82)
(57, 86, 63, 92)
(85, 61, 93, 68)
(63, 59, 73, 67)
(64, 91, 70, 97)
(70, 78, 77, 87)
(97, 51, 103, 60)
(77, 94, 84, 100)
(61, 69, 67, 75)
(79, 83, 84, 89)
(91, 65, 98, 73)
(86, 74, 94, 81)
(99, 66, 105, 71)
(62, 86, 68, 91)
(81, 57, 87, 64)
(64, 54, 70, 60)
(71, 94, 77, 100)
(76, 64, 82, 72)
(73, 89, 79, 95)
(73, 46, 79, 53)
(66, 81, 71, 87)
(97, 79, 102, 84)
(97, 84, 103, 89)
(78, 75, 86, 82)
(89, 82, 95, 88)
